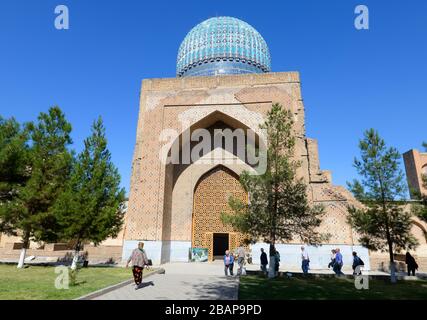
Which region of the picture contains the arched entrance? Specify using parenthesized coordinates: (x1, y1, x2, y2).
(192, 166, 247, 261)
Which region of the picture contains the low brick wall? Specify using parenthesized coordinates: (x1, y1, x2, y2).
(370, 255, 427, 273)
(0, 243, 123, 264)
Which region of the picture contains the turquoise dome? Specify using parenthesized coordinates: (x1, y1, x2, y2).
(177, 16, 271, 77)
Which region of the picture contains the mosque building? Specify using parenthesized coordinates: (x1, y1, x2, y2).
(123, 16, 376, 268)
(1, 17, 425, 271)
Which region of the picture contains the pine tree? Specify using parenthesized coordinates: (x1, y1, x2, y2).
(0, 116, 30, 234)
(54, 117, 125, 269)
(347, 129, 417, 283)
(1, 107, 73, 268)
(222, 103, 327, 278)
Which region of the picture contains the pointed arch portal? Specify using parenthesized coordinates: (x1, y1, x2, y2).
(192, 165, 247, 261)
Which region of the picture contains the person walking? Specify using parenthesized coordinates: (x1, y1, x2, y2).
(405, 252, 418, 276)
(301, 246, 310, 275)
(333, 248, 344, 276)
(260, 248, 268, 275)
(274, 249, 280, 276)
(352, 251, 364, 275)
(126, 242, 149, 289)
(328, 249, 336, 269)
(224, 250, 234, 276)
(237, 246, 246, 276)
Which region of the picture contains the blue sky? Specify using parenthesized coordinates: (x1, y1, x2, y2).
(0, 1, 426, 196)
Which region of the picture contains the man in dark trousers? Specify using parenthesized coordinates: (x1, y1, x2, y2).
(405, 252, 418, 276)
(260, 248, 268, 275)
(352, 251, 364, 275)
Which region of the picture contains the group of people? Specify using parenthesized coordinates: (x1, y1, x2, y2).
(225, 247, 281, 277)
(259, 246, 419, 277)
(254, 247, 366, 276)
(223, 247, 247, 276)
(125, 242, 420, 288)
(259, 247, 280, 276)
(327, 248, 364, 276)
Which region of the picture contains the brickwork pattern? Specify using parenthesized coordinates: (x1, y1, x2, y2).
(192, 166, 247, 259)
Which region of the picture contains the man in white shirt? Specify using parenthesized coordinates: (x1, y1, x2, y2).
(301, 246, 310, 274)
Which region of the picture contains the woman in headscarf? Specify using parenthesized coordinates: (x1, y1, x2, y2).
(405, 252, 418, 276)
(126, 242, 149, 289)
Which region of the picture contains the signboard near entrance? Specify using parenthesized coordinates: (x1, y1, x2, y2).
(190, 248, 209, 262)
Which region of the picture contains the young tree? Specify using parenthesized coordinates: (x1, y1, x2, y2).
(222, 103, 327, 278)
(54, 117, 125, 269)
(1, 107, 73, 268)
(347, 129, 417, 283)
(0, 117, 30, 234)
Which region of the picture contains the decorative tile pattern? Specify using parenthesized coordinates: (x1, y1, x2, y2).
(177, 17, 271, 77)
(192, 166, 247, 260)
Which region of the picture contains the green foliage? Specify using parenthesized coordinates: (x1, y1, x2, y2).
(54, 117, 125, 250)
(348, 205, 417, 252)
(346, 179, 366, 202)
(221, 103, 328, 250)
(348, 129, 407, 201)
(0, 107, 73, 245)
(0, 116, 30, 234)
(347, 129, 417, 261)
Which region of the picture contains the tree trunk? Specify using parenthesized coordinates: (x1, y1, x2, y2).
(17, 247, 27, 269)
(71, 242, 81, 270)
(388, 239, 397, 283)
(17, 234, 29, 269)
(379, 178, 397, 284)
(71, 249, 79, 270)
(268, 243, 276, 278)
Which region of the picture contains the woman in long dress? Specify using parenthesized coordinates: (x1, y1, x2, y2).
(126, 242, 149, 289)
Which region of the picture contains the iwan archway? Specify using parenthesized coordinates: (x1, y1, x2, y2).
(192, 165, 248, 261)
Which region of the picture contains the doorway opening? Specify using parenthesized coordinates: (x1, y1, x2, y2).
(213, 233, 229, 260)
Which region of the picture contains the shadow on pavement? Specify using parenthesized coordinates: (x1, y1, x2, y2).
(137, 281, 155, 290)
(179, 275, 239, 300)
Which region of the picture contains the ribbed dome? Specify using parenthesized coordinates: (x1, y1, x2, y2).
(177, 17, 271, 77)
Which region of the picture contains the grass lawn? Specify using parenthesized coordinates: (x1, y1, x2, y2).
(0, 264, 154, 300)
(239, 275, 427, 300)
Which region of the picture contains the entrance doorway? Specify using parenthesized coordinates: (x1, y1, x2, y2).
(213, 233, 229, 260)
(192, 166, 248, 261)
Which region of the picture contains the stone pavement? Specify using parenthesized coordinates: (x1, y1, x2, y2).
(94, 261, 239, 300)
(92, 261, 426, 300)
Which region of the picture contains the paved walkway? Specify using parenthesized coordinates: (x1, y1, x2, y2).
(94, 262, 239, 300)
(92, 261, 426, 300)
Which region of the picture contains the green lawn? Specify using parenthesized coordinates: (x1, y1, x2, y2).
(0, 264, 154, 300)
(239, 275, 427, 300)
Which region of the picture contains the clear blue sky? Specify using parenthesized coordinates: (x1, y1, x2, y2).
(0, 1, 426, 196)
